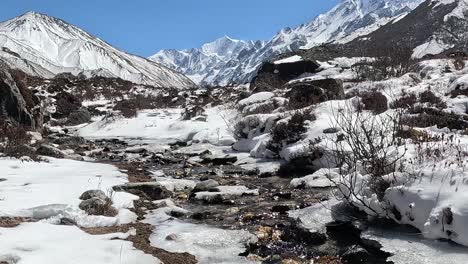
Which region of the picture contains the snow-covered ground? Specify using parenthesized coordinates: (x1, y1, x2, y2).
(0, 222, 160, 264)
(0, 158, 157, 263)
(78, 107, 236, 147)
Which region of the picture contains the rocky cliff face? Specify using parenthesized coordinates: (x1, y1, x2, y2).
(0, 61, 42, 129)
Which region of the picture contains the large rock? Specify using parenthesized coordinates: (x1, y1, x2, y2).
(193, 179, 220, 192)
(113, 182, 172, 200)
(66, 108, 91, 126)
(286, 79, 344, 109)
(250, 59, 320, 92)
(36, 144, 66, 158)
(0, 63, 42, 128)
(79, 190, 107, 201)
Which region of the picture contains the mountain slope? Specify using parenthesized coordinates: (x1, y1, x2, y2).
(334, 0, 468, 59)
(150, 0, 424, 86)
(0, 12, 196, 89)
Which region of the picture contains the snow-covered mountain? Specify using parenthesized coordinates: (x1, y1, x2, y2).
(150, 36, 265, 85)
(0, 12, 196, 89)
(338, 0, 468, 59)
(150, 0, 424, 86)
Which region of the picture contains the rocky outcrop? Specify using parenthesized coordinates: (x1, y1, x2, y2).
(0, 63, 42, 129)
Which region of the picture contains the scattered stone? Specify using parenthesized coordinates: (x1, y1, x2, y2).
(341, 245, 370, 263)
(323, 127, 339, 134)
(166, 234, 179, 241)
(192, 115, 207, 122)
(193, 179, 219, 192)
(27, 131, 43, 143)
(272, 205, 292, 215)
(36, 144, 65, 158)
(200, 154, 238, 165)
(79, 190, 107, 201)
(59, 217, 77, 226)
(113, 182, 172, 200)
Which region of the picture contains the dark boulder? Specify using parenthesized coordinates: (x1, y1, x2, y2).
(286, 79, 344, 109)
(251, 59, 320, 92)
(66, 108, 91, 126)
(113, 182, 172, 200)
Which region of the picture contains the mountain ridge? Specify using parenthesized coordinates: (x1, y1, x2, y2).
(0, 11, 196, 89)
(150, 0, 424, 86)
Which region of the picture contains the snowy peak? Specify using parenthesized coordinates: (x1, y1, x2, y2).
(150, 0, 424, 86)
(0, 12, 195, 89)
(200, 36, 250, 58)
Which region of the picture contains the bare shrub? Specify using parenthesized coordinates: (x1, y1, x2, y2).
(401, 109, 468, 130)
(233, 115, 262, 140)
(390, 92, 417, 109)
(419, 90, 447, 109)
(0, 119, 36, 159)
(330, 105, 406, 215)
(352, 46, 416, 81)
(267, 110, 315, 153)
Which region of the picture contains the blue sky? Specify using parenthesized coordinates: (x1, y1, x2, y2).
(0, 0, 339, 57)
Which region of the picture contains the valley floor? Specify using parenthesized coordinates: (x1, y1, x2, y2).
(2, 104, 468, 264)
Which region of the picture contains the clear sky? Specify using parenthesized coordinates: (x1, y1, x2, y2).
(0, 0, 339, 57)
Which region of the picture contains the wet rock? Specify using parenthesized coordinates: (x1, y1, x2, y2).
(124, 147, 147, 154)
(166, 234, 179, 241)
(193, 179, 219, 192)
(51, 136, 86, 146)
(192, 211, 212, 220)
(36, 144, 65, 158)
(79, 190, 107, 201)
(113, 182, 172, 200)
(169, 141, 188, 147)
(272, 205, 292, 215)
(341, 245, 370, 263)
(272, 192, 292, 200)
(323, 127, 339, 134)
(200, 154, 238, 165)
(59, 217, 77, 226)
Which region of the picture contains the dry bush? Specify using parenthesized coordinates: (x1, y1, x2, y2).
(53, 92, 82, 119)
(233, 115, 262, 140)
(267, 111, 315, 154)
(390, 92, 417, 109)
(113, 95, 158, 118)
(352, 46, 415, 81)
(419, 90, 447, 109)
(330, 105, 406, 213)
(402, 109, 468, 130)
(0, 119, 36, 159)
(278, 143, 323, 177)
